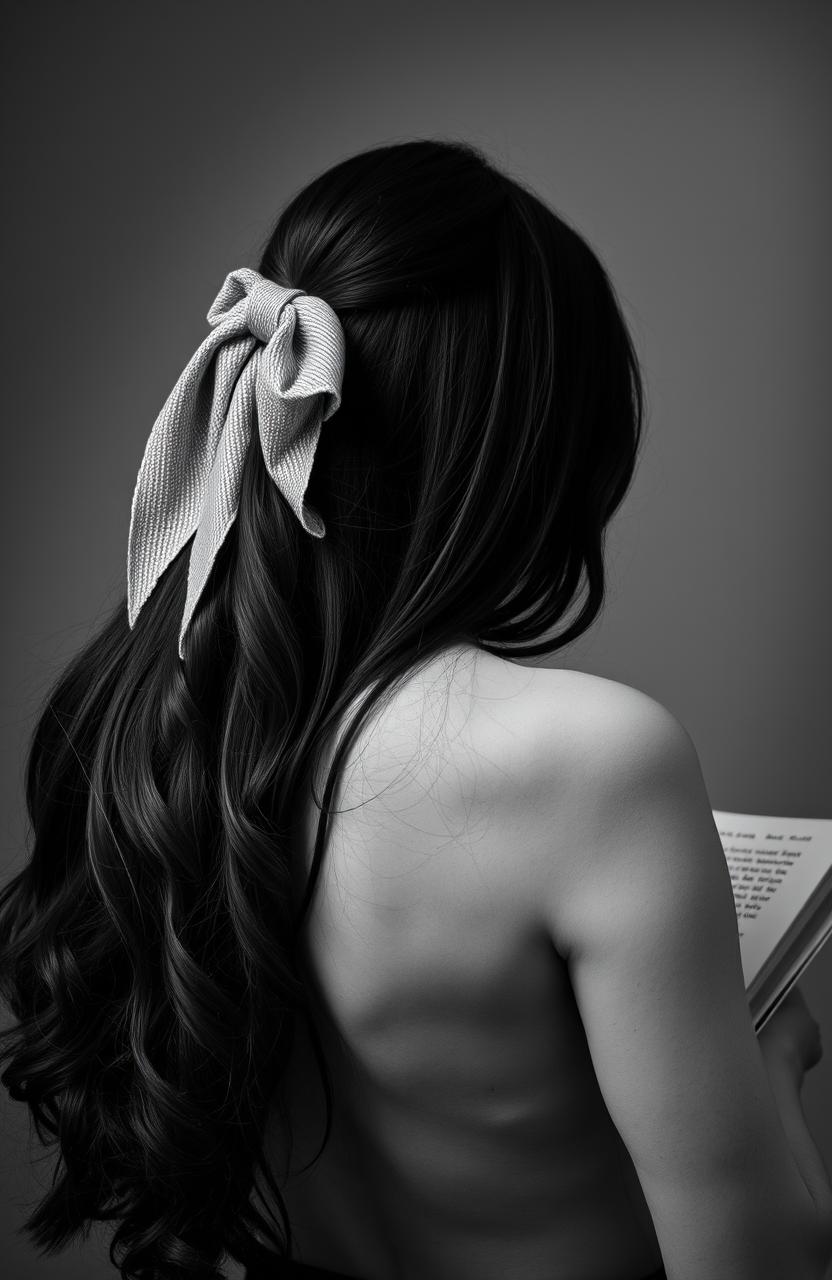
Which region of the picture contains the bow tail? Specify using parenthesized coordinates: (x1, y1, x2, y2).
(256, 378, 327, 540)
(126, 322, 255, 629)
(178, 355, 259, 657)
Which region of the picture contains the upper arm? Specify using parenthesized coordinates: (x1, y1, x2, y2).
(530, 676, 821, 1280)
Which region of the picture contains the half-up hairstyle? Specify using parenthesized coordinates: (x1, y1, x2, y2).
(0, 138, 644, 1279)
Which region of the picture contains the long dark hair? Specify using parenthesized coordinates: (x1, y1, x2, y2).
(0, 138, 644, 1279)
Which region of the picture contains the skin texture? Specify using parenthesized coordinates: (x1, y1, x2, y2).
(262, 646, 824, 1280)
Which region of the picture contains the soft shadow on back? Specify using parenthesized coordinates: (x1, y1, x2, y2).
(264, 645, 664, 1280)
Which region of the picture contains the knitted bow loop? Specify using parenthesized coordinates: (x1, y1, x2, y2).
(126, 267, 345, 659)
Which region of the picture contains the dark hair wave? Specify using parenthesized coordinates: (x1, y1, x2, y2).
(0, 138, 644, 1278)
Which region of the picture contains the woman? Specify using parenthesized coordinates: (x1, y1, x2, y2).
(1, 139, 830, 1280)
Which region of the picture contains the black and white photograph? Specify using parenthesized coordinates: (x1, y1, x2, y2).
(1, 3, 830, 1278)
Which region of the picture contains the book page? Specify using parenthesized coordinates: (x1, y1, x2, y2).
(752, 907, 832, 1031)
(712, 810, 832, 993)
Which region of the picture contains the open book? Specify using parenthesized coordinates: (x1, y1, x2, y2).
(714, 810, 832, 1032)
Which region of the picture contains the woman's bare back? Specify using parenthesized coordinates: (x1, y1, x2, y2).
(263, 645, 664, 1279)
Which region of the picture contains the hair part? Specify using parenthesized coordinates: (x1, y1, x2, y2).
(0, 137, 643, 1278)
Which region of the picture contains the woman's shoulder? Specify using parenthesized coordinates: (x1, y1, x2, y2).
(456, 648, 696, 807)
(335, 644, 699, 844)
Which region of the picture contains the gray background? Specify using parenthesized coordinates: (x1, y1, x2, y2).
(1, 1, 829, 1276)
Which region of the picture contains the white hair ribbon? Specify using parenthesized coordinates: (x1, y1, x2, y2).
(126, 268, 345, 658)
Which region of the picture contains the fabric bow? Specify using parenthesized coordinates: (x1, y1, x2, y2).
(126, 268, 345, 658)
